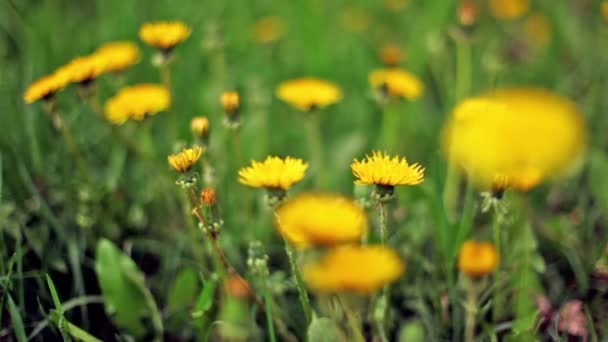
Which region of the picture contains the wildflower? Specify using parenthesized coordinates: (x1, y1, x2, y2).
(275, 193, 367, 247)
(379, 44, 405, 66)
(524, 13, 552, 47)
(458, 0, 478, 27)
(303, 245, 405, 293)
(95, 41, 141, 73)
(252, 16, 284, 44)
(191, 116, 210, 140)
(24, 72, 69, 104)
(168, 146, 203, 173)
(489, 0, 530, 21)
(458, 240, 499, 277)
(139, 21, 191, 52)
(221, 91, 240, 114)
(238, 156, 308, 191)
(276, 78, 342, 112)
(603, 1, 608, 21)
(104, 84, 170, 125)
(58, 55, 106, 85)
(441, 87, 587, 191)
(201, 188, 217, 206)
(369, 68, 424, 100)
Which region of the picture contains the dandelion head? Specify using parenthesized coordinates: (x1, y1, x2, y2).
(200, 188, 217, 206)
(369, 68, 424, 100)
(168, 146, 203, 173)
(57, 55, 106, 85)
(458, 240, 499, 277)
(24, 72, 69, 104)
(95, 41, 141, 73)
(104, 84, 170, 125)
(221, 91, 240, 114)
(351, 151, 425, 188)
(238, 156, 308, 190)
(139, 21, 191, 51)
(276, 78, 342, 112)
(303, 245, 405, 293)
(191, 116, 210, 139)
(275, 193, 367, 247)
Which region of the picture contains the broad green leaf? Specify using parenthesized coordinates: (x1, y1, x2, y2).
(307, 317, 346, 342)
(95, 238, 163, 338)
(192, 275, 218, 322)
(167, 267, 200, 313)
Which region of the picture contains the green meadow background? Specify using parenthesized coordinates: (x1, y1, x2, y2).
(2, 0, 608, 340)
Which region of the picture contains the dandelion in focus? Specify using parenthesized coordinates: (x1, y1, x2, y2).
(275, 193, 367, 247)
(104, 84, 170, 125)
(252, 16, 284, 44)
(139, 21, 191, 53)
(441, 87, 587, 191)
(239, 156, 308, 205)
(276, 78, 342, 112)
(168, 145, 203, 174)
(95, 41, 141, 73)
(303, 245, 404, 293)
(489, 0, 530, 21)
(369, 68, 424, 101)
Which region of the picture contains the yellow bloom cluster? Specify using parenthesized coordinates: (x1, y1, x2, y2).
(104, 84, 171, 125)
(351, 151, 424, 187)
(303, 245, 404, 293)
(168, 146, 203, 173)
(239, 156, 308, 190)
(458, 241, 499, 277)
(369, 68, 424, 100)
(275, 193, 367, 247)
(441, 87, 587, 191)
(139, 21, 191, 50)
(276, 78, 343, 111)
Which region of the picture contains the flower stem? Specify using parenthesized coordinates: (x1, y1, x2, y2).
(492, 211, 502, 323)
(50, 108, 91, 181)
(305, 113, 324, 188)
(283, 238, 313, 323)
(378, 201, 388, 245)
(464, 278, 479, 342)
(379, 103, 400, 153)
(338, 295, 366, 342)
(375, 201, 389, 342)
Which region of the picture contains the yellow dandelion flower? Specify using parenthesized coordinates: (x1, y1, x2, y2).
(276, 78, 342, 112)
(24, 72, 69, 104)
(221, 91, 240, 114)
(303, 245, 405, 293)
(252, 16, 284, 44)
(168, 146, 203, 173)
(191, 116, 210, 139)
(351, 151, 424, 187)
(139, 21, 191, 50)
(275, 193, 367, 247)
(238, 156, 308, 190)
(369, 68, 424, 100)
(95, 41, 141, 73)
(379, 44, 406, 66)
(458, 240, 499, 277)
(524, 13, 552, 47)
(104, 84, 171, 125)
(441, 87, 587, 191)
(489, 0, 530, 21)
(57, 55, 106, 84)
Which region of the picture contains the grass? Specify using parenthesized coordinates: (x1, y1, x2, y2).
(1, 0, 608, 340)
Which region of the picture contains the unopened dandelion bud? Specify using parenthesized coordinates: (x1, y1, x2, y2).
(201, 188, 217, 206)
(191, 116, 210, 141)
(458, 0, 478, 28)
(221, 91, 240, 115)
(225, 275, 252, 299)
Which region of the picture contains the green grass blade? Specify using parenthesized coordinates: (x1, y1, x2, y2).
(7, 294, 27, 342)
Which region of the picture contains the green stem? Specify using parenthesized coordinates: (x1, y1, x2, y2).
(464, 280, 479, 342)
(52, 109, 91, 181)
(283, 238, 313, 323)
(378, 201, 388, 245)
(262, 273, 277, 342)
(305, 113, 324, 188)
(338, 295, 365, 342)
(375, 201, 389, 342)
(379, 103, 400, 153)
(492, 211, 501, 323)
(455, 39, 472, 103)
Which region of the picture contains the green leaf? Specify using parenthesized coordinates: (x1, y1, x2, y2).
(398, 320, 425, 342)
(7, 294, 27, 342)
(307, 317, 346, 342)
(167, 267, 200, 314)
(50, 311, 103, 342)
(191, 275, 218, 322)
(95, 238, 163, 338)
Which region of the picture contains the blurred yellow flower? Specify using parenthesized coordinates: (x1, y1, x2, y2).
(191, 116, 210, 139)
(524, 13, 552, 47)
(168, 146, 203, 173)
(341, 7, 370, 33)
(441, 87, 587, 191)
(303, 245, 405, 293)
(139, 21, 191, 50)
(104, 84, 170, 125)
(458, 240, 499, 277)
(24, 72, 69, 104)
(239, 156, 308, 190)
(489, 0, 530, 21)
(458, 0, 479, 27)
(275, 193, 367, 247)
(369, 68, 424, 100)
(252, 16, 284, 44)
(351, 151, 424, 187)
(379, 44, 406, 66)
(276, 78, 342, 111)
(95, 41, 141, 73)
(58, 55, 106, 84)
(603, 1, 608, 21)
(221, 91, 240, 114)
